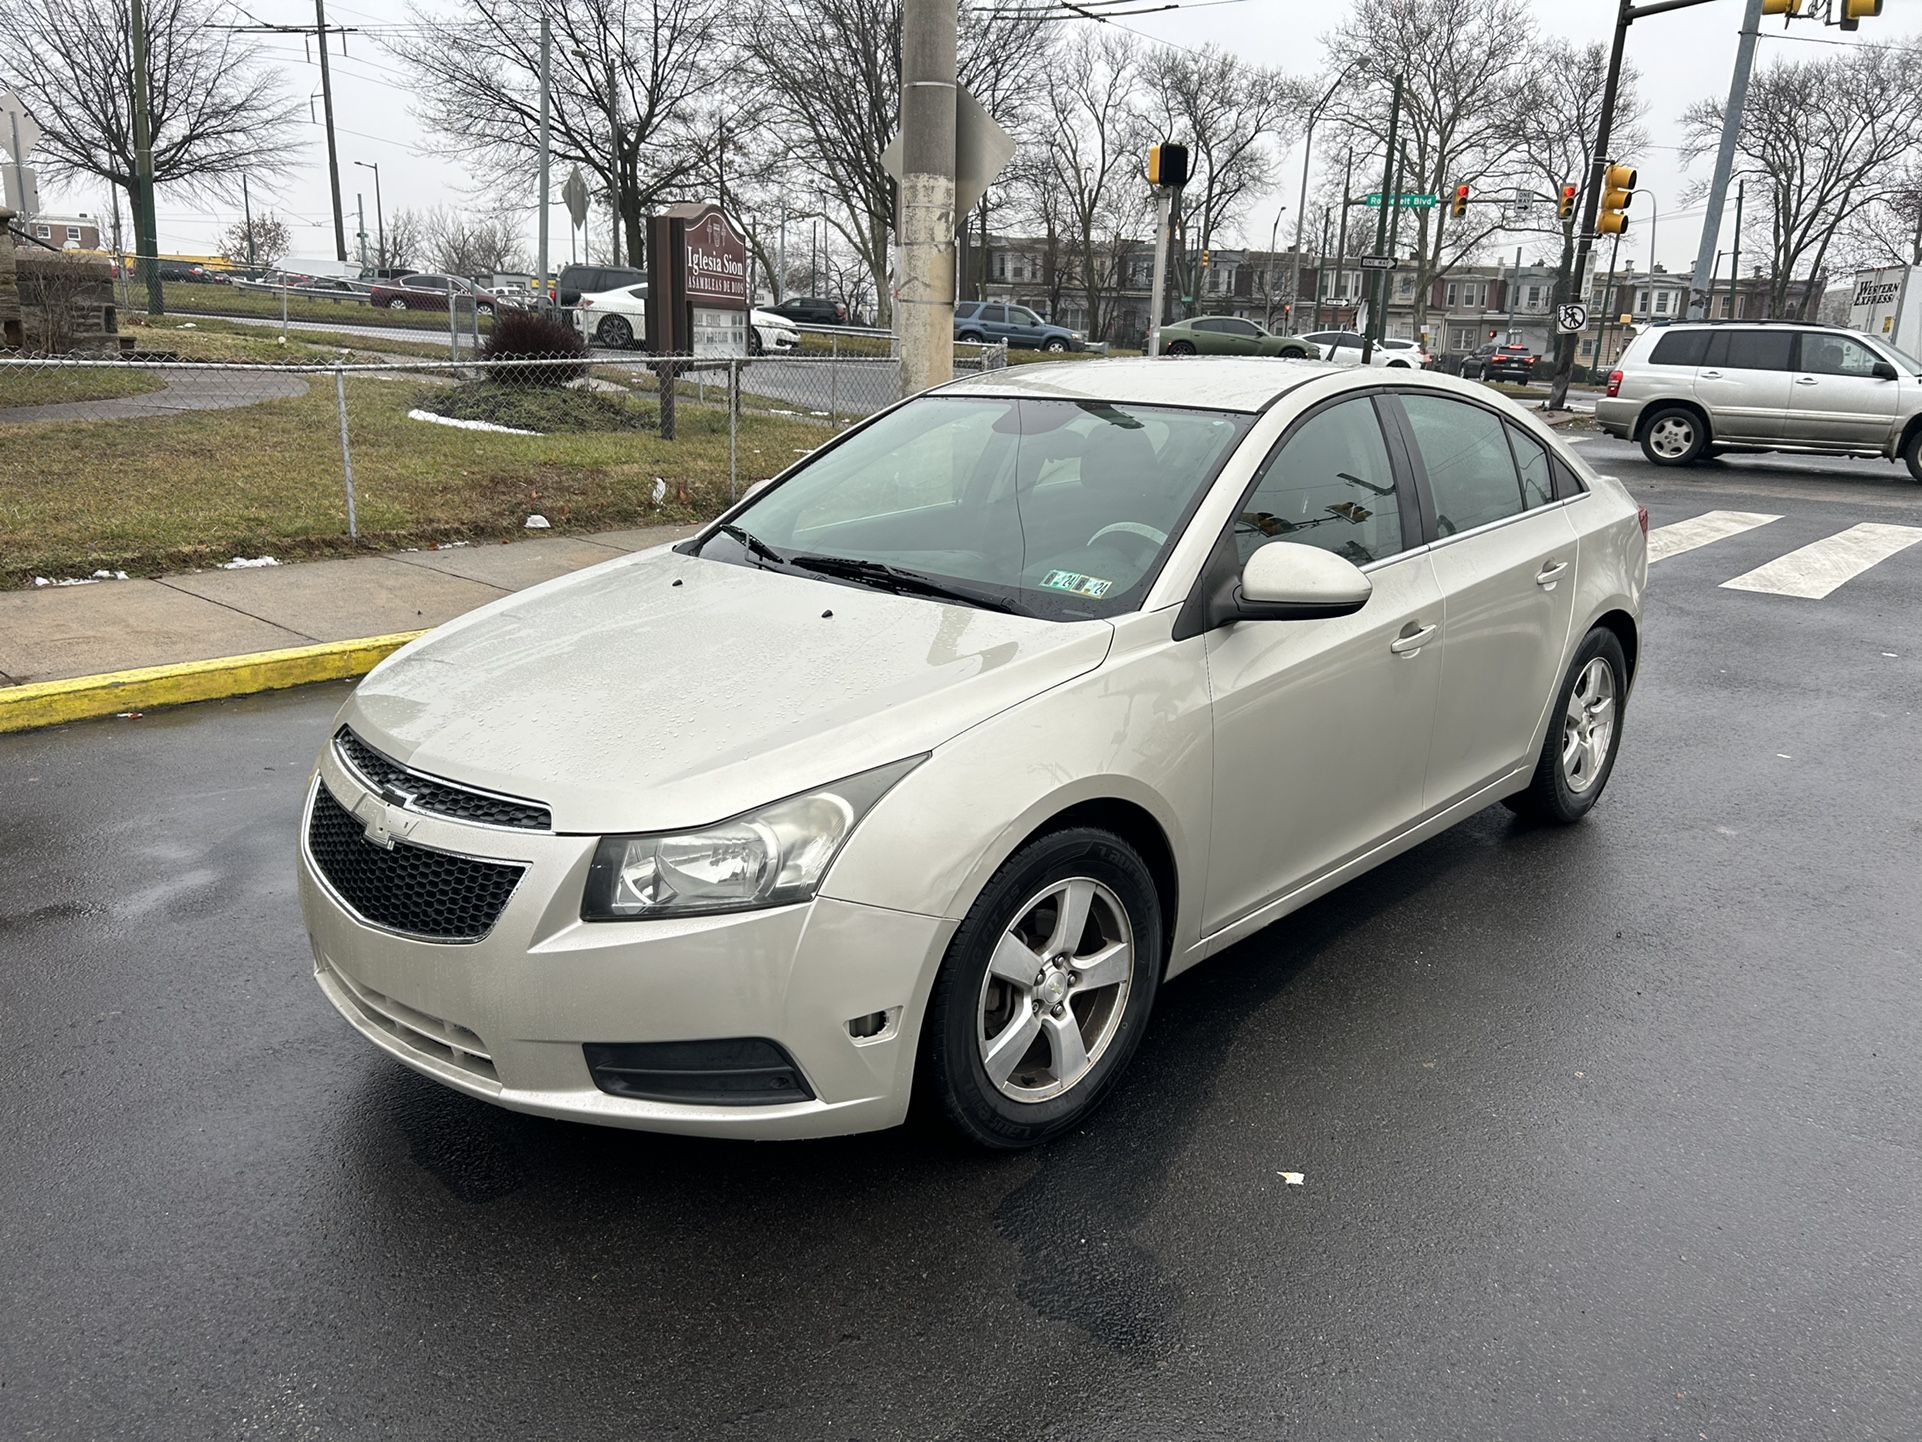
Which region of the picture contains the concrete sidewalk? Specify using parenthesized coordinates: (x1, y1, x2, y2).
(0, 525, 696, 689)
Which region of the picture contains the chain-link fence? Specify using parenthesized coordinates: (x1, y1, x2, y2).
(0, 343, 1010, 590)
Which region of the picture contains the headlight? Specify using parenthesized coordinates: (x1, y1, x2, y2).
(581, 756, 924, 920)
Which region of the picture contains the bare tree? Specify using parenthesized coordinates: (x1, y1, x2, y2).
(1506, 38, 1645, 311)
(0, 0, 299, 258)
(422, 205, 528, 276)
(1140, 45, 1301, 314)
(388, 0, 728, 268)
(1839, 157, 1922, 271)
(735, 0, 1048, 326)
(379, 209, 426, 272)
(1684, 41, 1922, 316)
(217, 213, 292, 272)
(1323, 0, 1536, 336)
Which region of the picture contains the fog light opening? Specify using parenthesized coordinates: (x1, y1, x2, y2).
(846, 1008, 900, 1043)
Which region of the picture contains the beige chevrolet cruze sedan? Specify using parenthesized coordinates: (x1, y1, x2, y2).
(299, 358, 1648, 1148)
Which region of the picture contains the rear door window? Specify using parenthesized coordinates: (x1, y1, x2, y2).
(1400, 394, 1526, 536)
(1649, 330, 1711, 366)
(1505, 424, 1556, 510)
(1705, 329, 1794, 371)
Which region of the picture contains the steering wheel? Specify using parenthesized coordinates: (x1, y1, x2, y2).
(1085, 521, 1168, 566)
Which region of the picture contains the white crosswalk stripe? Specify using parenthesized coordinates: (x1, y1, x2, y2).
(1647, 510, 1781, 564)
(1720, 522, 1922, 600)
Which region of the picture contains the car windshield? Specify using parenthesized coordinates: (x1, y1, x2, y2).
(701, 395, 1254, 619)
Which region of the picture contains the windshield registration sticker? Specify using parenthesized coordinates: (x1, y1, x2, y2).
(1041, 569, 1112, 599)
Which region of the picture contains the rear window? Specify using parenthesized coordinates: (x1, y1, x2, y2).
(1648, 330, 1711, 366)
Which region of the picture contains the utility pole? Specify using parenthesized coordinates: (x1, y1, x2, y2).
(537, 13, 551, 300)
(1335, 148, 1355, 328)
(356, 192, 367, 268)
(354, 160, 382, 269)
(1687, 0, 1764, 319)
(1361, 75, 1402, 365)
(897, 0, 958, 395)
(1729, 179, 1744, 319)
(606, 50, 621, 266)
(1506, 244, 1521, 342)
(242, 174, 257, 276)
(1287, 63, 1358, 340)
(1315, 207, 1331, 330)
(314, 0, 347, 261)
(129, 0, 162, 316)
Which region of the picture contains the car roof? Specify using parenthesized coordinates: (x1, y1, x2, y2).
(935, 356, 1356, 413)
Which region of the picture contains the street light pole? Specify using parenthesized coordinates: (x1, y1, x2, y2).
(1287, 60, 1360, 336)
(353, 160, 382, 270)
(1265, 206, 1286, 330)
(537, 13, 551, 299)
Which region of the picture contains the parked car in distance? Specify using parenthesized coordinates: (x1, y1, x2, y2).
(300, 356, 1646, 1149)
(1158, 315, 1316, 358)
(1461, 342, 1539, 383)
(360, 266, 414, 282)
(572, 282, 801, 356)
(1596, 320, 1922, 478)
(751, 308, 800, 355)
(954, 300, 1083, 352)
(1301, 330, 1421, 368)
(368, 272, 506, 315)
(154, 261, 230, 284)
(556, 263, 647, 308)
(766, 295, 849, 327)
(1380, 338, 1436, 369)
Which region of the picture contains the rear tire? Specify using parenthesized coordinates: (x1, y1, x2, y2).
(596, 314, 633, 349)
(387, 298, 409, 311)
(1167, 340, 1196, 356)
(1640, 405, 1708, 466)
(1504, 628, 1628, 825)
(922, 828, 1162, 1150)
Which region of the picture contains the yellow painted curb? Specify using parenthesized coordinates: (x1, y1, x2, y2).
(0, 631, 426, 735)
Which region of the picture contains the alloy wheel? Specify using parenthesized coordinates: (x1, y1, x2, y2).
(976, 877, 1133, 1103)
(1648, 416, 1695, 459)
(1561, 657, 1617, 795)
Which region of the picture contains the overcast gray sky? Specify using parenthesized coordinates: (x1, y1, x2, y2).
(33, 0, 1918, 275)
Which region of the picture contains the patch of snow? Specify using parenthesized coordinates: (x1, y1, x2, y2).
(219, 555, 280, 569)
(524, 514, 551, 529)
(406, 407, 541, 436)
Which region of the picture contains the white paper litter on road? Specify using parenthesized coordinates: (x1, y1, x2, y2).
(524, 514, 551, 529)
(651, 477, 667, 505)
(406, 407, 541, 436)
(1278, 1171, 1305, 1186)
(219, 556, 280, 569)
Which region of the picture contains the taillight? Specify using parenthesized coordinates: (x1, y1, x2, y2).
(1606, 368, 1624, 398)
(578, 297, 593, 309)
(1637, 505, 1649, 536)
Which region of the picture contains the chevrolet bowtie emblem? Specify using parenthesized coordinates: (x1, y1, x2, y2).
(352, 791, 415, 850)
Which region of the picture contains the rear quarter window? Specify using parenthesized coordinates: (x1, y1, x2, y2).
(1648, 331, 1710, 366)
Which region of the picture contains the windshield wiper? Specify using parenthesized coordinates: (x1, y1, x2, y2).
(714, 522, 789, 569)
(785, 553, 1021, 614)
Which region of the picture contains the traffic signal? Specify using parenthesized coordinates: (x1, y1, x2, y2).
(1200, 249, 1212, 268)
(1451, 184, 1470, 219)
(1557, 184, 1577, 221)
(1839, 0, 1881, 29)
(1147, 142, 1189, 188)
(1760, 0, 1804, 14)
(1597, 163, 1636, 236)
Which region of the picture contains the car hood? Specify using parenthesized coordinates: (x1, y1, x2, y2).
(342, 547, 1114, 834)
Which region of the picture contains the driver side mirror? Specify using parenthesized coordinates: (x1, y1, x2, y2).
(1871, 360, 1899, 381)
(1236, 542, 1373, 620)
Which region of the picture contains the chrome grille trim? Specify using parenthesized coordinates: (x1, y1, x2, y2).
(333, 727, 552, 832)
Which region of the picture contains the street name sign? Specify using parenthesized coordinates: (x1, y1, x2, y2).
(1363, 192, 1437, 208)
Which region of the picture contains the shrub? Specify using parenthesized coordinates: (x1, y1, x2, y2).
(481, 308, 589, 388)
(416, 379, 655, 433)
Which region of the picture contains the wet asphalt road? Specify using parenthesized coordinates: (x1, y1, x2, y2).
(3, 442, 1918, 1441)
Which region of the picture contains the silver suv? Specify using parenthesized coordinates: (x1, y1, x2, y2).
(1595, 321, 1922, 481)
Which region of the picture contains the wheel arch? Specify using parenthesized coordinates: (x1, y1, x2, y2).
(1589, 607, 1641, 688)
(1896, 410, 1922, 459)
(1635, 396, 1711, 443)
(1001, 797, 1180, 974)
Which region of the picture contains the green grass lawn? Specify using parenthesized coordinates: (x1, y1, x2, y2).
(0, 378, 826, 586)
(139, 281, 486, 334)
(0, 365, 167, 409)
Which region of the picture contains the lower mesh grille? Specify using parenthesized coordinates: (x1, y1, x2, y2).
(323, 959, 499, 1085)
(307, 783, 524, 942)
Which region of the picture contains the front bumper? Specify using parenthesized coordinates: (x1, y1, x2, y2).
(297, 755, 955, 1139)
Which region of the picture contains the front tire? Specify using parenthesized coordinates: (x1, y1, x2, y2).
(1505, 628, 1628, 825)
(596, 314, 633, 349)
(922, 828, 1162, 1149)
(387, 298, 409, 311)
(1044, 337, 1069, 353)
(957, 330, 985, 344)
(1902, 426, 1922, 483)
(1640, 405, 1708, 466)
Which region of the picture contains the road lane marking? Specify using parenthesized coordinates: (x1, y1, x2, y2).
(1720, 522, 1922, 599)
(1646, 510, 1781, 564)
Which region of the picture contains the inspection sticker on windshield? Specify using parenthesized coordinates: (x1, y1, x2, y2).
(1041, 569, 1112, 599)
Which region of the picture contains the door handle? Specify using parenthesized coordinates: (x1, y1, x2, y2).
(1535, 558, 1570, 589)
(1700, 369, 1723, 378)
(1390, 623, 1438, 657)
(1794, 377, 1819, 386)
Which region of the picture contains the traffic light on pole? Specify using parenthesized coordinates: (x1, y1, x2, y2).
(1839, 0, 1881, 29)
(1200, 249, 1212, 268)
(1146, 142, 1189, 188)
(1557, 184, 1577, 221)
(1597, 163, 1636, 236)
(1760, 0, 1804, 14)
(1451, 184, 1470, 219)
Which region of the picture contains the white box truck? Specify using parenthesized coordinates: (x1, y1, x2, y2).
(1849, 265, 1922, 354)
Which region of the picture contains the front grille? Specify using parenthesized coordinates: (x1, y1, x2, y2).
(307, 783, 524, 942)
(323, 959, 499, 1086)
(334, 728, 551, 831)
